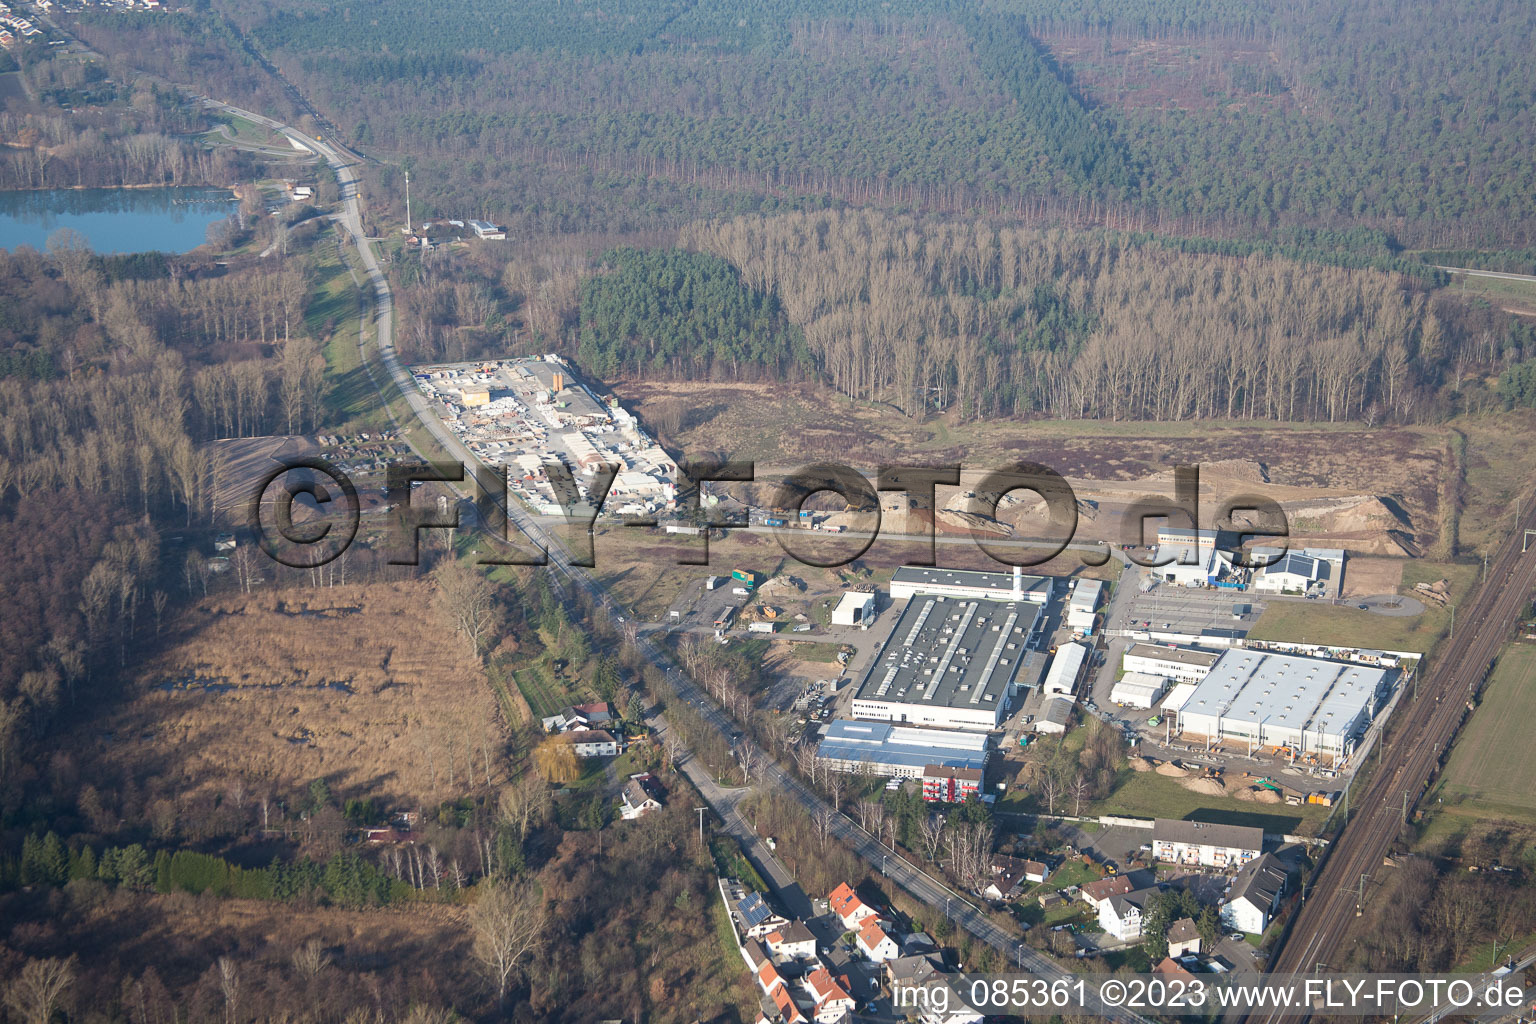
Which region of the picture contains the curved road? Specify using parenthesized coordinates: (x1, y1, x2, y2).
(195, 98, 1155, 1010)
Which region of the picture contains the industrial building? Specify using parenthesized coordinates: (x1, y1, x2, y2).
(848, 594, 1042, 730)
(410, 356, 677, 518)
(1164, 649, 1390, 759)
(1041, 642, 1089, 698)
(815, 720, 988, 778)
(831, 591, 877, 627)
(1252, 551, 1328, 594)
(1034, 697, 1074, 734)
(1066, 578, 1103, 632)
(1152, 818, 1264, 868)
(1109, 672, 1168, 709)
(888, 566, 1056, 605)
(1122, 643, 1222, 682)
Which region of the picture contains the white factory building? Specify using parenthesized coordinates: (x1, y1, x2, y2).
(831, 591, 877, 627)
(1252, 551, 1328, 594)
(1164, 649, 1390, 759)
(1042, 642, 1089, 698)
(1066, 578, 1104, 632)
(1109, 672, 1168, 709)
(1122, 643, 1221, 682)
(888, 566, 1055, 605)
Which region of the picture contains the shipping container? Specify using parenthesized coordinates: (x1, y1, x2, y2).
(763, 518, 787, 527)
(749, 622, 775, 633)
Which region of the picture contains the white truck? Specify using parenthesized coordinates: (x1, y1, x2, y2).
(749, 622, 775, 634)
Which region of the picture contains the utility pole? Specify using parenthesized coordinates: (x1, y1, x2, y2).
(404, 169, 411, 234)
(694, 806, 707, 847)
(1402, 790, 1409, 824)
(1356, 873, 1368, 917)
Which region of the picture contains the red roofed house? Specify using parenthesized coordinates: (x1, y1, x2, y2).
(828, 882, 878, 930)
(856, 919, 900, 962)
(1154, 956, 1198, 982)
(756, 960, 786, 997)
(802, 967, 856, 1023)
(1080, 875, 1134, 909)
(771, 984, 807, 1024)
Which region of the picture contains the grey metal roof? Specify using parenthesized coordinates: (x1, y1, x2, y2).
(816, 719, 989, 772)
(891, 566, 1054, 602)
(852, 595, 1041, 712)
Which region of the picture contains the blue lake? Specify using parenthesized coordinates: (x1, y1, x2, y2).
(0, 186, 239, 254)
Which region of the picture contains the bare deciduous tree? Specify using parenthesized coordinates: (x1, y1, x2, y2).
(4, 956, 76, 1024)
(471, 881, 547, 1010)
(433, 559, 496, 655)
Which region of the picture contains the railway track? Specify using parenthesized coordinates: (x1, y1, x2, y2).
(1255, 512, 1536, 1020)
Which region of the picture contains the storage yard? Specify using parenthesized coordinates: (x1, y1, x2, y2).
(410, 355, 676, 518)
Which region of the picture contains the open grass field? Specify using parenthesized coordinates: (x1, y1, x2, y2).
(1436, 643, 1536, 824)
(1083, 770, 1332, 836)
(81, 581, 505, 807)
(1248, 560, 1477, 653)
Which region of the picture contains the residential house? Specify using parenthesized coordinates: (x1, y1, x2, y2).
(856, 918, 900, 962)
(902, 932, 937, 955)
(921, 765, 983, 803)
(829, 882, 878, 930)
(557, 729, 620, 758)
(765, 921, 817, 962)
(1154, 957, 1198, 982)
(740, 938, 772, 974)
(1024, 859, 1051, 884)
(1152, 818, 1263, 869)
(886, 952, 945, 988)
(619, 773, 665, 820)
(801, 968, 856, 1023)
(756, 959, 787, 997)
(771, 984, 808, 1024)
(1080, 875, 1134, 910)
(1222, 852, 1287, 935)
(736, 891, 789, 940)
(540, 701, 616, 733)
(1099, 887, 1159, 942)
(1167, 917, 1202, 957)
(980, 857, 1030, 901)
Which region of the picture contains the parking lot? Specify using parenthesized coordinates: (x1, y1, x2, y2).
(1116, 578, 1266, 640)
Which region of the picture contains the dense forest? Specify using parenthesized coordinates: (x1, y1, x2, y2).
(603, 211, 1516, 424)
(576, 247, 808, 379)
(76, 0, 1512, 247)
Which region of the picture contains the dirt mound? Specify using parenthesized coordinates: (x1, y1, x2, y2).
(1233, 787, 1256, 802)
(1182, 777, 1227, 796)
(1202, 459, 1271, 484)
(1250, 787, 1283, 803)
(934, 508, 1012, 536)
(1156, 761, 1190, 777)
(1127, 756, 1155, 772)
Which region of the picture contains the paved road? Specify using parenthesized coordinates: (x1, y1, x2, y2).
(197, 98, 1160, 1023)
(1434, 266, 1536, 285)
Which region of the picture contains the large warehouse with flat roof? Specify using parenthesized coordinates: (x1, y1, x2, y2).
(850, 594, 1042, 730)
(1166, 649, 1390, 759)
(888, 566, 1056, 605)
(816, 719, 990, 777)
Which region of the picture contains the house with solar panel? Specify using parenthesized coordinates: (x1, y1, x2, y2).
(735, 889, 789, 940)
